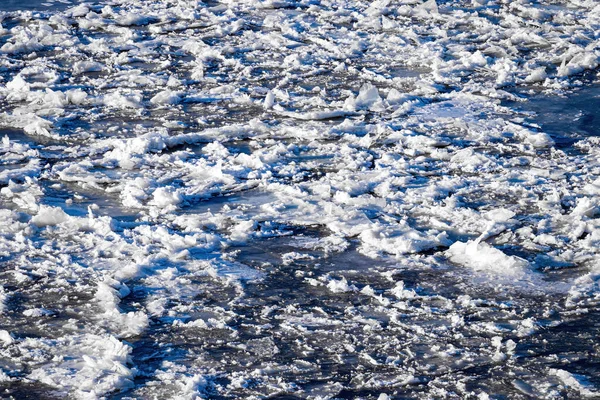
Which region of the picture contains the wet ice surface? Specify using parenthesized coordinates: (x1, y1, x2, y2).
(1, 0, 600, 399)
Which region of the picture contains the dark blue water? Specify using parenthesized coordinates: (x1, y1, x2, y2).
(512, 85, 600, 149)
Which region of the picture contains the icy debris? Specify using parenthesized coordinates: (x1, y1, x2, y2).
(0, 330, 13, 345)
(485, 209, 516, 223)
(26, 335, 135, 399)
(73, 61, 104, 74)
(263, 90, 275, 109)
(103, 91, 143, 109)
(150, 90, 182, 105)
(449, 148, 495, 173)
(0, 287, 6, 315)
(565, 271, 600, 309)
(347, 83, 382, 110)
(557, 52, 599, 78)
(22, 114, 55, 137)
(150, 187, 182, 208)
(22, 308, 54, 317)
(524, 67, 548, 83)
(66, 4, 90, 18)
(359, 222, 449, 256)
(0, 159, 41, 185)
(281, 109, 357, 120)
(491, 336, 516, 362)
(0, 0, 599, 397)
(229, 219, 258, 243)
(31, 205, 69, 227)
(0, 369, 12, 382)
(95, 278, 149, 338)
(413, 0, 439, 17)
(151, 362, 213, 399)
(116, 13, 155, 27)
(326, 277, 358, 293)
(446, 240, 528, 276)
(512, 379, 536, 396)
(6, 75, 29, 92)
(570, 197, 599, 218)
(281, 251, 315, 266)
(361, 285, 391, 306)
(516, 317, 537, 337)
(386, 88, 406, 105)
(463, 51, 488, 69)
(389, 281, 417, 300)
(550, 369, 598, 397)
(207, 259, 265, 282)
(174, 317, 232, 330)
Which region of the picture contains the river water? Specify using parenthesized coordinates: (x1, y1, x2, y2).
(0, 1, 600, 399)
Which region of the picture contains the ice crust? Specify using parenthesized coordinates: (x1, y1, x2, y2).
(0, 0, 599, 398)
(446, 239, 528, 277)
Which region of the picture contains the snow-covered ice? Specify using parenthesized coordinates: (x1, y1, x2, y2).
(1, 0, 600, 398)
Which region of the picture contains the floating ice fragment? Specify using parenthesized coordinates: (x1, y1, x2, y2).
(359, 223, 447, 256)
(264, 90, 275, 109)
(0, 287, 6, 315)
(507, 123, 554, 148)
(326, 277, 358, 293)
(23, 308, 54, 317)
(103, 91, 143, 109)
(354, 83, 382, 109)
(6, 76, 29, 92)
(0, 159, 41, 185)
(229, 219, 257, 243)
(446, 240, 528, 276)
(23, 115, 54, 137)
(66, 88, 87, 105)
(31, 205, 69, 227)
(524, 67, 547, 83)
(570, 197, 599, 218)
(150, 90, 182, 105)
(584, 177, 600, 195)
(73, 61, 103, 74)
(386, 88, 406, 104)
(27, 334, 135, 398)
(0, 330, 13, 345)
(551, 369, 597, 397)
(150, 187, 182, 208)
(117, 13, 155, 27)
(524, 131, 553, 147)
(95, 279, 149, 338)
(280, 109, 357, 120)
(413, 0, 439, 17)
(389, 281, 417, 300)
(512, 379, 536, 396)
(66, 4, 89, 18)
(146, 297, 167, 317)
(485, 208, 515, 223)
(206, 259, 265, 282)
(558, 52, 599, 78)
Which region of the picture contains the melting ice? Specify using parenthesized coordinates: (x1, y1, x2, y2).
(0, 0, 600, 398)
